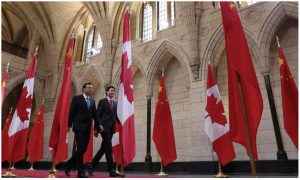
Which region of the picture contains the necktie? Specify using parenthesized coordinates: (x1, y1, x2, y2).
(109, 100, 113, 111)
(86, 97, 90, 109)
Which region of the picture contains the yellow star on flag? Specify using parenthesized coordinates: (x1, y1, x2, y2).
(66, 47, 73, 58)
(159, 86, 163, 92)
(2, 80, 6, 88)
(279, 58, 284, 65)
(229, 3, 235, 9)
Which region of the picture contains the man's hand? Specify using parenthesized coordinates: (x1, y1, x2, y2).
(93, 130, 99, 137)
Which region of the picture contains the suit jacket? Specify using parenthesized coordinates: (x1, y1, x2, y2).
(68, 94, 97, 132)
(95, 98, 118, 134)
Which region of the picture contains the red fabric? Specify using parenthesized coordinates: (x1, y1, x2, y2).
(2, 110, 13, 162)
(278, 47, 298, 148)
(112, 120, 123, 165)
(220, 2, 263, 160)
(27, 104, 44, 163)
(109, 100, 113, 111)
(1, 71, 8, 105)
(153, 75, 177, 166)
(49, 37, 75, 165)
(7, 53, 36, 162)
(117, 9, 136, 167)
(205, 64, 235, 165)
(83, 122, 93, 164)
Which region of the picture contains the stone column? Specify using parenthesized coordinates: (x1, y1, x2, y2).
(145, 91, 153, 171)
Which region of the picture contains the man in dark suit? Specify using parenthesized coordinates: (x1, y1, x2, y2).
(87, 85, 119, 177)
(65, 82, 97, 178)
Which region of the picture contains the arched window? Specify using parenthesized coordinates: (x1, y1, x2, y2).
(86, 26, 95, 57)
(157, 1, 175, 30)
(158, 1, 168, 30)
(143, 2, 152, 42)
(96, 33, 103, 53)
(170, 1, 175, 26)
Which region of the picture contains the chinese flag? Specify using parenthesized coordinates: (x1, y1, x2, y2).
(8, 52, 37, 162)
(1, 70, 8, 105)
(112, 120, 123, 165)
(153, 75, 177, 166)
(27, 103, 44, 163)
(83, 122, 93, 164)
(49, 36, 75, 165)
(117, 9, 136, 167)
(2, 108, 13, 162)
(278, 47, 298, 148)
(204, 64, 235, 165)
(220, 2, 263, 160)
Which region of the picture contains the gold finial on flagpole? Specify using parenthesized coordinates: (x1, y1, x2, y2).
(10, 107, 13, 113)
(126, 2, 130, 12)
(276, 36, 280, 48)
(71, 29, 76, 38)
(162, 68, 164, 77)
(34, 46, 39, 56)
(6, 63, 9, 72)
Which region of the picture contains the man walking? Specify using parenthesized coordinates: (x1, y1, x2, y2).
(65, 83, 97, 178)
(87, 85, 119, 177)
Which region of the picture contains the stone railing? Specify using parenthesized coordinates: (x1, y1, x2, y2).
(2, 41, 28, 59)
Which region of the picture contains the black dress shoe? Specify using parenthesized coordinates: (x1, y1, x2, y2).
(64, 168, 71, 177)
(87, 164, 94, 176)
(77, 173, 88, 178)
(109, 170, 120, 177)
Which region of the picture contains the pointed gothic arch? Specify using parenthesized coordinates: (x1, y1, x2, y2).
(146, 39, 192, 94)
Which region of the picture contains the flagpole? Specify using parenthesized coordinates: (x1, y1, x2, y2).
(11, 162, 15, 170)
(28, 162, 34, 171)
(48, 151, 56, 178)
(119, 141, 125, 178)
(236, 73, 257, 177)
(1, 107, 14, 177)
(156, 160, 168, 176)
(6, 63, 9, 72)
(214, 162, 228, 178)
(2, 162, 16, 177)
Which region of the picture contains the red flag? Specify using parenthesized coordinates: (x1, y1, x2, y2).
(7, 52, 37, 162)
(112, 120, 123, 165)
(117, 9, 136, 167)
(83, 122, 94, 164)
(153, 75, 177, 166)
(204, 64, 235, 165)
(1, 68, 8, 105)
(27, 103, 44, 163)
(49, 36, 75, 165)
(220, 2, 263, 160)
(2, 108, 13, 162)
(278, 47, 298, 148)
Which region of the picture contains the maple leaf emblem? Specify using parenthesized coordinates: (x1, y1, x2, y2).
(206, 95, 227, 126)
(17, 87, 32, 122)
(121, 54, 133, 103)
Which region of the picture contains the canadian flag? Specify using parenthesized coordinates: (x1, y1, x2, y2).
(8, 52, 36, 162)
(112, 120, 122, 165)
(117, 9, 135, 167)
(204, 63, 235, 165)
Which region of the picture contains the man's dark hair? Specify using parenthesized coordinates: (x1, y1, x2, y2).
(82, 82, 93, 91)
(105, 85, 115, 92)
